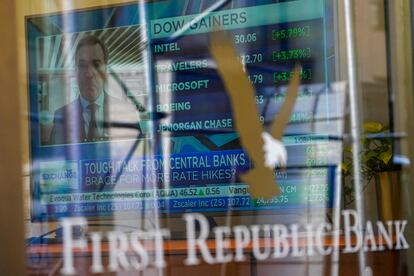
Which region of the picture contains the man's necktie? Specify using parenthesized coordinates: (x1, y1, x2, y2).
(87, 103, 98, 141)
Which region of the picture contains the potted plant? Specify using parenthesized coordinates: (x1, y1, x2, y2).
(342, 122, 397, 220)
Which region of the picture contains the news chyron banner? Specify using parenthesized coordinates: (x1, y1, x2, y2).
(27, 0, 343, 220)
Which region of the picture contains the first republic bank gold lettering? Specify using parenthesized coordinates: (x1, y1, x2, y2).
(60, 211, 410, 274)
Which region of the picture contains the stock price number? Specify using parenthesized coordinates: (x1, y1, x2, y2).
(305, 158, 328, 167)
(238, 53, 263, 65)
(306, 194, 328, 203)
(227, 197, 251, 207)
(234, 33, 257, 44)
(205, 187, 220, 196)
(255, 195, 289, 206)
(248, 74, 264, 84)
(255, 95, 264, 104)
(179, 188, 197, 197)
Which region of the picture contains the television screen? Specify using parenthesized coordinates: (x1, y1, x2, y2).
(27, 0, 343, 221)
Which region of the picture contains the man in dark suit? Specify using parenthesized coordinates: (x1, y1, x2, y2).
(49, 35, 140, 145)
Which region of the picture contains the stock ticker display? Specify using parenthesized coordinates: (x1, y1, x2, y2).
(28, 0, 342, 220)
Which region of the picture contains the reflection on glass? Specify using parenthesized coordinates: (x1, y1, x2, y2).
(22, 0, 414, 275)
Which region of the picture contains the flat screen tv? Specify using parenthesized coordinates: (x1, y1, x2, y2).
(26, 0, 343, 222)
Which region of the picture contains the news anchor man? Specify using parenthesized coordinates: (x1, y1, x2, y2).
(49, 35, 140, 145)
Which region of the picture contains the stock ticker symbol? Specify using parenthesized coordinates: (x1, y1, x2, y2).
(210, 31, 301, 199)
